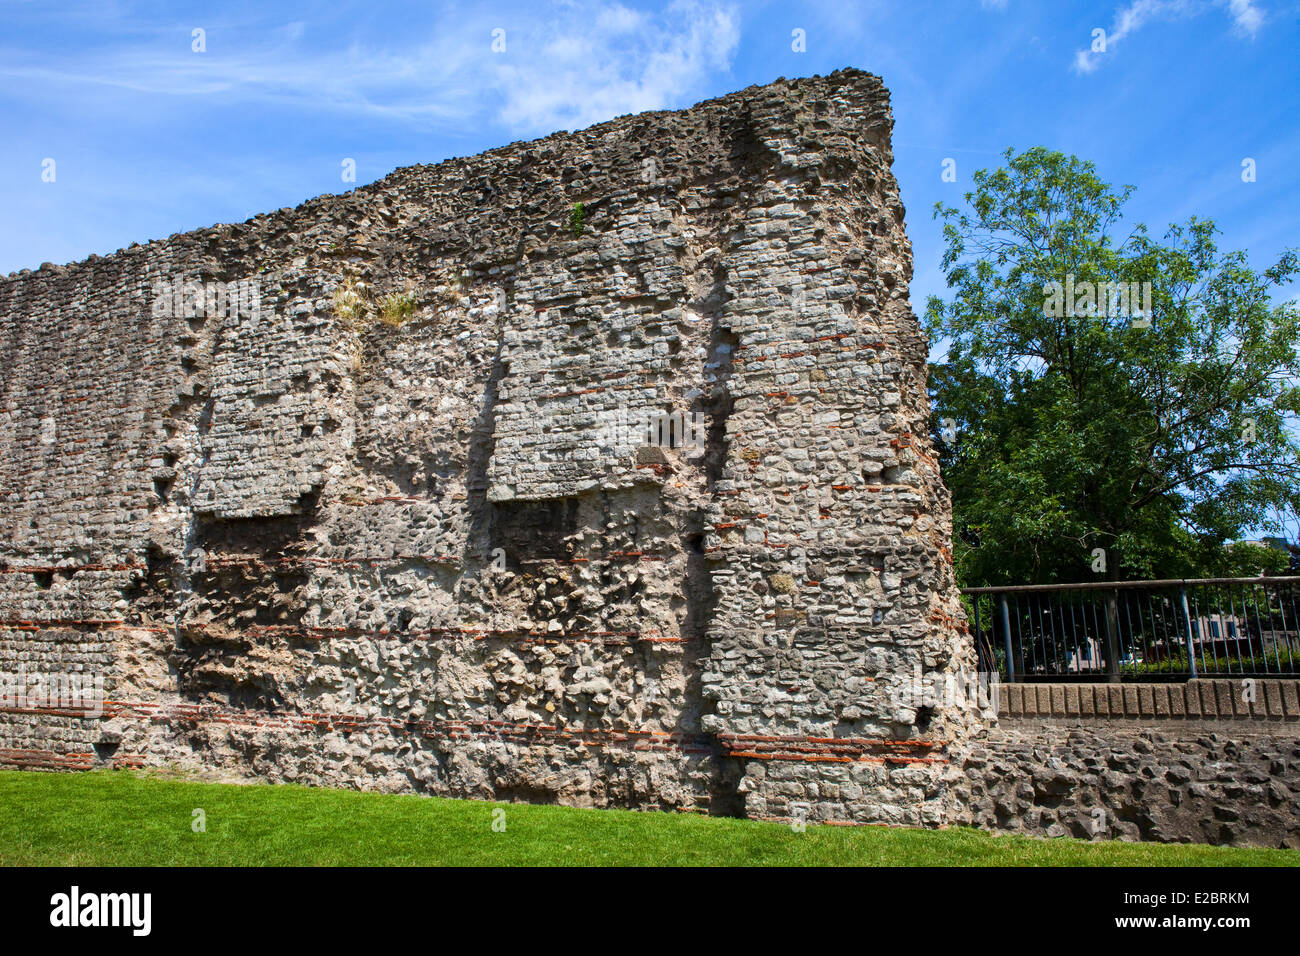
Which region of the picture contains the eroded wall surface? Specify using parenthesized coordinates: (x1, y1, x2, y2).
(947, 682, 1300, 847)
(0, 69, 978, 826)
(952, 725, 1300, 848)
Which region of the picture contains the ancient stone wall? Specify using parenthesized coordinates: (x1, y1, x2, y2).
(0, 69, 979, 826)
(944, 681, 1300, 847)
(2, 69, 1294, 848)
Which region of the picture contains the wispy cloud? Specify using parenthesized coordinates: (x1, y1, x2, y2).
(1223, 0, 1264, 35)
(0, 0, 740, 134)
(494, 1, 741, 131)
(1073, 0, 1265, 73)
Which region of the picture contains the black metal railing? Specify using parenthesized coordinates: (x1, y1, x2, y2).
(962, 576, 1300, 681)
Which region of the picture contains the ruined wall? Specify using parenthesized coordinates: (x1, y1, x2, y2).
(0, 69, 977, 826)
(947, 682, 1300, 848)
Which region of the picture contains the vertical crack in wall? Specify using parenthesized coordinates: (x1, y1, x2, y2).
(466, 336, 507, 568)
(681, 263, 744, 814)
(130, 272, 221, 674)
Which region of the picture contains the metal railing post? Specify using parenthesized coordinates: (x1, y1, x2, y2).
(1001, 595, 1015, 683)
(1104, 588, 1122, 684)
(1179, 586, 1198, 679)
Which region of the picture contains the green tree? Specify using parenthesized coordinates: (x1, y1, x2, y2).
(926, 147, 1300, 586)
(1222, 541, 1290, 577)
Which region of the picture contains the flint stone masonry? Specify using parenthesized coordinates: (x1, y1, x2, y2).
(5, 69, 1294, 853)
(950, 723, 1300, 848)
(0, 69, 979, 825)
(943, 681, 1299, 847)
(9, 71, 1289, 847)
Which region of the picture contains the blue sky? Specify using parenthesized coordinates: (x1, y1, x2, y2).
(2, 0, 1297, 317)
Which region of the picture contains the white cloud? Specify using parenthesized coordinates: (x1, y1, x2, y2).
(0, 1, 740, 135)
(594, 3, 646, 33)
(1073, 0, 1265, 73)
(494, 0, 741, 131)
(1223, 0, 1264, 35)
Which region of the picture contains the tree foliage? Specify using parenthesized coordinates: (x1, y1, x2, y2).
(925, 147, 1300, 586)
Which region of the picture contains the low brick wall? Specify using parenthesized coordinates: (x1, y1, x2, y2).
(997, 679, 1300, 722)
(951, 682, 1300, 848)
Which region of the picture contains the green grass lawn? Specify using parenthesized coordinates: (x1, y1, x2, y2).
(0, 770, 1294, 866)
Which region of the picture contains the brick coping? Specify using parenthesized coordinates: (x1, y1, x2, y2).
(996, 679, 1300, 720)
